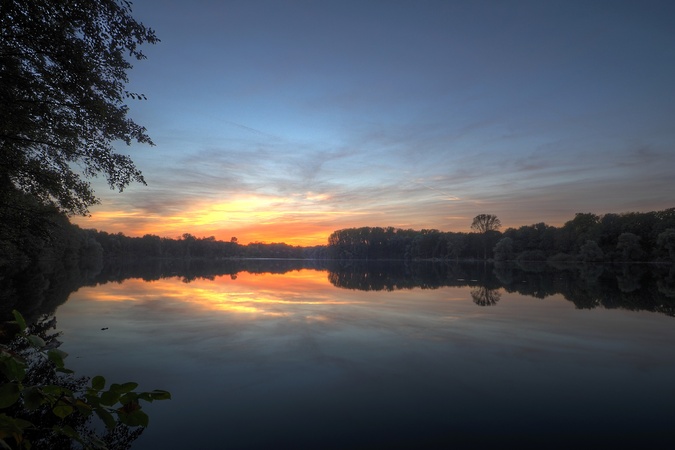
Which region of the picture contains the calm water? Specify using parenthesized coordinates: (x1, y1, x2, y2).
(38, 262, 675, 448)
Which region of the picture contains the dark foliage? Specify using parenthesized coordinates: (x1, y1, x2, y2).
(1, 315, 150, 449)
(327, 208, 675, 262)
(1, 0, 158, 215)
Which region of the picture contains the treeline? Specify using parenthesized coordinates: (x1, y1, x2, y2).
(0, 223, 328, 270)
(2, 185, 674, 268)
(0, 187, 96, 270)
(327, 208, 675, 262)
(0, 188, 327, 271)
(88, 231, 327, 260)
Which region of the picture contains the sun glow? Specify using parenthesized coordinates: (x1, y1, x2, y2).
(75, 193, 355, 246)
(78, 269, 362, 317)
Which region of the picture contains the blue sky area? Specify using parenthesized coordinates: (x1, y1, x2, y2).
(75, 0, 675, 245)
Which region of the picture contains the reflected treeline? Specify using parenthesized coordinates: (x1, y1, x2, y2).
(91, 258, 329, 284)
(0, 258, 328, 323)
(0, 258, 92, 326)
(329, 260, 675, 316)
(326, 260, 504, 292)
(2, 259, 674, 323)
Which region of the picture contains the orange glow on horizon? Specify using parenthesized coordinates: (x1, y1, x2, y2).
(75, 269, 363, 317)
(73, 194, 366, 246)
(72, 191, 580, 246)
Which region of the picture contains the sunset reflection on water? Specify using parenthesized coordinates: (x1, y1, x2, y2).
(78, 269, 368, 318)
(54, 267, 675, 449)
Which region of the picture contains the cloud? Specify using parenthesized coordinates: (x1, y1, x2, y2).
(72, 1, 675, 244)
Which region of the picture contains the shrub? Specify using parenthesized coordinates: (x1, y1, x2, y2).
(0, 311, 170, 449)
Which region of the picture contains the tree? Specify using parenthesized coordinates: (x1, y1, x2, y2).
(578, 240, 604, 263)
(616, 232, 645, 262)
(471, 214, 501, 259)
(445, 233, 466, 260)
(493, 237, 514, 261)
(471, 214, 502, 233)
(470, 286, 501, 306)
(1, 0, 159, 216)
(657, 228, 675, 261)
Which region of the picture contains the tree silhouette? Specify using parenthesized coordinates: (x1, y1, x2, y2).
(578, 240, 604, 262)
(470, 286, 502, 306)
(493, 237, 514, 261)
(1, 0, 159, 215)
(471, 214, 502, 233)
(657, 228, 675, 261)
(616, 232, 645, 262)
(471, 214, 502, 259)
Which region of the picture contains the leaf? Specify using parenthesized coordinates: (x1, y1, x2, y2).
(119, 409, 149, 427)
(0, 413, 33, 432)
(87, 434, 109, 450)
(150, 390, 172, 401)
(55, 425, 80, 441)
(52, 404, 74, 419)
(84, 393, 101, 408)
(119, 392, 138, 405)
(118, 400, 140, 414)
(108, 382, 139, 395)
(0, 383, 21, 409)
(91, 375, 106, 391)
(42, 385, 64, 397)
(27, 335, 46, 349)
(137, 389, 172, 402)
(74, 399, 92, 416)
(11, 311, 27, 332)
(47, 349, 68, 368)
(137, 392, 153, 402)
(94, 407, 116, 430)
(100, 390, 120, 406)
(22, 386, 44, 411)
(0, 414, 33, 449)
(0, 356, 26, 382)
(119, 382, 139, 393)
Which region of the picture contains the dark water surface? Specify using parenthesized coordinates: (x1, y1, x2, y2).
(12, 261, 675, 448)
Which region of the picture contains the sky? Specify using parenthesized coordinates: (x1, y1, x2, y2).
(73, 0, 675, 246)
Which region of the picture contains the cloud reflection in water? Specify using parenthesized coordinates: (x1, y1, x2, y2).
(82, 270, 364, 318)
(54, 268, 675, 449)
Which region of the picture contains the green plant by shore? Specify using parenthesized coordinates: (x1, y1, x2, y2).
(0, 311, 170, 449)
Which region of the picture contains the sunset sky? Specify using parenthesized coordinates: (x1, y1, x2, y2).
(73, 0, 675, 246)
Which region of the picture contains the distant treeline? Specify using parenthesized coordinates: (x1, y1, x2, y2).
(327, 209, 675, 262)
(0, 222, 328, 270)
(0, 188, 327, 270)
(83, 230, 327, 261)
(1, 186, 674, 268)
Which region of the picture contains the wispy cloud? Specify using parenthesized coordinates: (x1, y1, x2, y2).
(73, 1, 675, 243)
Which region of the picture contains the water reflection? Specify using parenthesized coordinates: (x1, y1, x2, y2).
(328, 260, 675, 316)
(470, 286, 501, 306)
(2, 259, 674, 323)
(81, 270, 358, 318)
(4, 260, 675, 448)
(49, 264, 675, 449)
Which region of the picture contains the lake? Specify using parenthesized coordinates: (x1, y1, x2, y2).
(9, 260, 675, 448)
